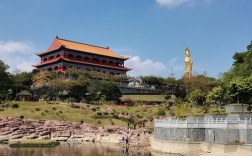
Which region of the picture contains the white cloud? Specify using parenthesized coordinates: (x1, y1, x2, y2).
(0, 41, 34, 54)
(156, 0, 192, 7)
(155, 0, 212, 8)
(0, 40, 39, 73)
(125, 56, 166, 76)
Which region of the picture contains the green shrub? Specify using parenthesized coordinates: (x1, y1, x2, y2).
(52, 107, 56, 110)
(97, 120, 102, 124)
(92, 108, 97, 112)
(137, 114, 143, 118)
(20, 115, 24, 119)
(156, 108, 166, 116)
(97, 112, 102, 115)
(11, 103, 19, 109)
(103, 112, 108, 115)
(45, 110, 49, 113)
(59, 111, 63, 114)
(35, 108, 40, 111)
(170, 103, 192, 118)
(113, 114, 119, 119)
(41, 112, 45, 116)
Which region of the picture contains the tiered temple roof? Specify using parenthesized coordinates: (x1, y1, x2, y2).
(33, 37, 131, 73)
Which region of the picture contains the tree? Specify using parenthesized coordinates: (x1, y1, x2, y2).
(101, 81, 122, 101)
(0, 60, 12, 100)
(222, 42, 252, 85)
(140, 75, 165, 89)
(12, 71, 33, 93)
(227, 76, 252, 104)
(129, 76, 140, 86)
(183, 74, 219, 94)
(188, 89, 207, 106)
(53, 76, 88, 102)
(207, 86, 225, 106)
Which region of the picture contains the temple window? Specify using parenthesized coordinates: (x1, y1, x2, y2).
(56, 54, 60, 58)
(49, 56, 55, 60)
(92, 58, 100, 63)
(67, 54, 74, 59)
(101, 60, 107, 64)
(108, 61, 114, 66)
(43, 58, 48, 62)
(75, 55, 82, 61)
(115, 62, 120, 66)
(84, 57, 90, 62)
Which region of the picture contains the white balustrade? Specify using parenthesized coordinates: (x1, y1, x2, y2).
(154, 118, 252, 129)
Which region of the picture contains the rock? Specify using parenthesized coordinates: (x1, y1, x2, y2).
(51, 137, 68, 141)
(0, 123, 6, 128)
(26, 134, 39, 139)
(40, 131, 50, 136)
(11, 134, 23, 139)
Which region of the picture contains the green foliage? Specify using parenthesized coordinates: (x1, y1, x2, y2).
(183, 74, 219, 94)
(97, 112, 102, 115)
(222, 43, 252, 85)
(97, 120, 102, 124)
(156, 108, 166, 116)
(66, 97, 76, 103)
(101, 81, 122, 101)
(12, 71, 33, 87)
(227, 76, 252, 103)
(170, 103, 192, 118)
(247, 40, 252, 51)
(11, 103, 19, 109)
(0, 60, 12, 101)
(188, 89, 207, 106)
(207, 86, 225, 104)
(140, 75, 165, 89)
(91, 108, 97, 112)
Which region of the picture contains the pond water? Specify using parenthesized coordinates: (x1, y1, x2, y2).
(0, 143, 177, 156)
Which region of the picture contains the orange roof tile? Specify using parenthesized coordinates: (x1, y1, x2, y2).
(37, 37, 128, 60)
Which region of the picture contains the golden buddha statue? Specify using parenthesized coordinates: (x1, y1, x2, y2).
(184, 48, 193, 78)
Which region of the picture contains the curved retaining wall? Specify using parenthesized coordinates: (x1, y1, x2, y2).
(150, 137, 252, 155)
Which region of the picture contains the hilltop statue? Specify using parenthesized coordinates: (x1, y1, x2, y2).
(184, 48, 193, 79)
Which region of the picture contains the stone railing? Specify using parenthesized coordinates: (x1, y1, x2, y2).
(154, 118, 252, 129)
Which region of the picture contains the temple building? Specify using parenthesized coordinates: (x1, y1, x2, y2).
(33, 36, 131, 75)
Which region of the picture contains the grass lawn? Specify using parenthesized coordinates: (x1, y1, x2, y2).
(0, 101, 165, 127)
(120, 95, 166, 102)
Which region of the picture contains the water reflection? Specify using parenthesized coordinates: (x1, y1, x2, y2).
(0, 143, 177, 156)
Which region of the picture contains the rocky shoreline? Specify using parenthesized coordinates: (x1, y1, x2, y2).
(0, 117, 150, 146)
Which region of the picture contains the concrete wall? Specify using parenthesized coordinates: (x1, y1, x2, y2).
(154, 127, 250, 144)
(154, 127, 205, 142)
(151, 139, 252, 155)
(239, 129, 252, 144)
(155, 114, 252, 145)
(226, 105, 248, 113)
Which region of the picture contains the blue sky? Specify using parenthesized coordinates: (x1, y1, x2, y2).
(0, 0, 251, 78)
